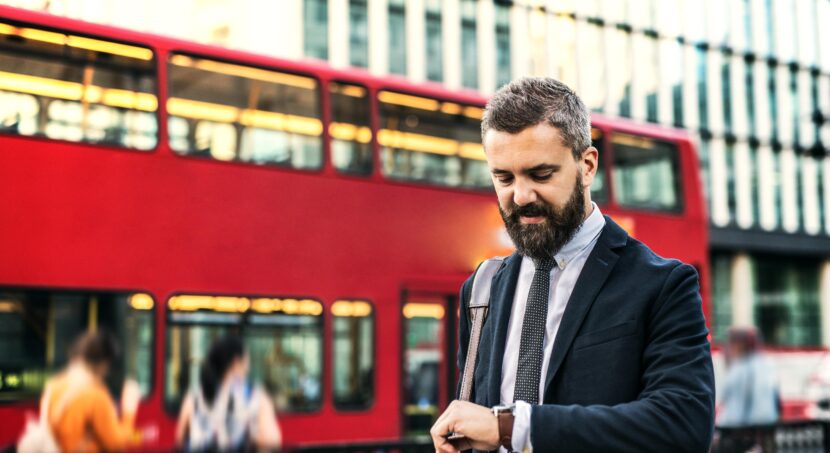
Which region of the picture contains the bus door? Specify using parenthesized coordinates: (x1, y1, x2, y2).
(400, 288, 459, 436)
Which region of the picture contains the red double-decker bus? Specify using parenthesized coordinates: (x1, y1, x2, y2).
(0, 5, 709, 450)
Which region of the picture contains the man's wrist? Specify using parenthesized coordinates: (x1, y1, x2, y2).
(492, 404, 516, 451)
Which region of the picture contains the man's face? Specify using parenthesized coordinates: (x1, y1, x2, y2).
(484, 123, 597, 261)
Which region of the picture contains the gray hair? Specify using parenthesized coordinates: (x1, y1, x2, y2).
(481, 77, 591, 160)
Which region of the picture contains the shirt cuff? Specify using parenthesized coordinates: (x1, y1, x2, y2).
(512, 400, 532, 452)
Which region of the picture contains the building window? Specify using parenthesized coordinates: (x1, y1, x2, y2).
(167, 55, 322, 170)
(721, 57, 733, 134)
(495, 3, 511, 89)
(725, 144, 737, 223)
(0, 288, 155, 400)
(764, 0, 775, 55)
(460, 0, 478, 89)
(697, 47, 708, 129)
(332, 300, 374, 410)
(425, 0, 443, 82)
(749, 145, 760, 226)
(165, 296, 324, 413)
(388, 0, 407, 75)
(304, 0, 329, 60)
(699, 139, 711, 206)
(754, 256, 821, 347)
(767, 63, 778, 141)
(710, 253, 732, 344)
(790, 68, 800, 146)
(349, 0, 369, 68)
(772, 150, 783, 229)
(608, 27, 632, 118)
(745, 62, 756, 137)
(742, 0, 752, 50)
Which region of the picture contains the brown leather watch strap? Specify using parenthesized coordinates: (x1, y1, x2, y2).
(497, 409, 515, 451)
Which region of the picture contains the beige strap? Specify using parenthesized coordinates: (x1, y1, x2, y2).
(458, 257, 504, 402)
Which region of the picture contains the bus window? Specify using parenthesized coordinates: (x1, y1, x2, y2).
(164, 295, 323, 413)
(167, 55, 322, 170)
(0, 22, 158, 149)
(330, 83, 372, 176)
(611, 133, 682, 212)
(0, 288, 155, 400)
(331, 300, 374, 410)
(378, 91, 491, 190)
(590, 127, 608, 205)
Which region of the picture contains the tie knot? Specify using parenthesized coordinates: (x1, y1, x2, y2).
(534, 258, 555, 272)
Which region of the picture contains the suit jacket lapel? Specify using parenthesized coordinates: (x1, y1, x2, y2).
(543, 217, 627, 393)
(484, 252, 522, 407)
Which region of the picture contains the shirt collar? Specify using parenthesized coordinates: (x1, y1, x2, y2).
(552, 202, 605, 270)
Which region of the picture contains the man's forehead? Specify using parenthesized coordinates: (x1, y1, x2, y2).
(483, 123, 566, 147)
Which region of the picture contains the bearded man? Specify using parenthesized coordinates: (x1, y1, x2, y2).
(430, 78, 715, 453)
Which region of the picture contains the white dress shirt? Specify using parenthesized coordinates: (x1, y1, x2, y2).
(499, 203, 605, 452)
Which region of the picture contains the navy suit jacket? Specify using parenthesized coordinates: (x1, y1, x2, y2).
(457, 217, 715, 452)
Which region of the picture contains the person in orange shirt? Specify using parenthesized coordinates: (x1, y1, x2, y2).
(43, 330, 141, 453)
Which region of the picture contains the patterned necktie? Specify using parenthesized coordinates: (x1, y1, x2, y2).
(513, 257, 556, 405)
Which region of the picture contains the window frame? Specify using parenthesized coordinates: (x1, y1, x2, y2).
(330, 298, 376, 412)
(0, 284, 158, 404)
(162, 291, 326, 416)
(0, 19, 161, 153)
(165, 51, 326, 175)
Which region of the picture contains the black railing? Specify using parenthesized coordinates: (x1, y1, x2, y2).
(714, 421, 830, 453)
(290, 437, 435, 453)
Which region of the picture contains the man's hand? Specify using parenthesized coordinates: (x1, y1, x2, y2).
(430, 400, 500, 453)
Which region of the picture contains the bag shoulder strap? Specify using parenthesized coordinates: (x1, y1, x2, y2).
(458, 256, 505, 402)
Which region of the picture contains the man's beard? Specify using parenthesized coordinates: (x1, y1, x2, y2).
(499, 175, 587, 261)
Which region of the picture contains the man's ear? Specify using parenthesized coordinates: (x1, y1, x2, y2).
(580, 147, 599, 186)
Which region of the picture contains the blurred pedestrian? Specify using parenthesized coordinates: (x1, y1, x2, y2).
(714, 327, 779, 453)
(19, 329, 141, 453)
(175, 335, 282, 452)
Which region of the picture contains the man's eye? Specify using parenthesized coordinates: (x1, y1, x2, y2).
(497, 176, 513, 185)
(532, 172, 554, 181)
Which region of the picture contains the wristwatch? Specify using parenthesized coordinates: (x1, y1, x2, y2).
(492, 404, 516, 451)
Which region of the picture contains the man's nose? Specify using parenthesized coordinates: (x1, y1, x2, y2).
(513, 180, 538, 206)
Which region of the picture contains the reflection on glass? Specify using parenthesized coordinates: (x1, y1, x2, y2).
(711, 253, 732, 344)
(611, 133, 682, 212)
(166, 55, 322, 170)
(754, 256, 821, 347)
(721, 57, 732, 134)
(590, 128, 607, 205)
(607, 28, 631, 118)
(0, 288, 154, 400)
(403, 302, 444, 435)
(0, 22, 157, 149)
(330, 82, 372, 176)
(378, 91, 490, 189)
(332, 300, 374, 409)
(164, 295, 324, 413)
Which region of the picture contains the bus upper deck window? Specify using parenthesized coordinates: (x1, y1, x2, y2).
(167, 54, 322, 170)
(330, 82, 372, 176)
(0, 22, 158, 150)
(378, 90, 491, 190)
(611, 133, 683, 213)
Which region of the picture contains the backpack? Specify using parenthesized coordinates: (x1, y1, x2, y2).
(17, 384, 74, 453)
(187, 382, 260, 453)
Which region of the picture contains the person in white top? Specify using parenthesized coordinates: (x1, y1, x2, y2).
(430, 77, 714, 453)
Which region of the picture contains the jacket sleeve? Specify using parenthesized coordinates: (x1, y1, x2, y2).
(530, 263, 716, 453)
(89, 388, 137, 451)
